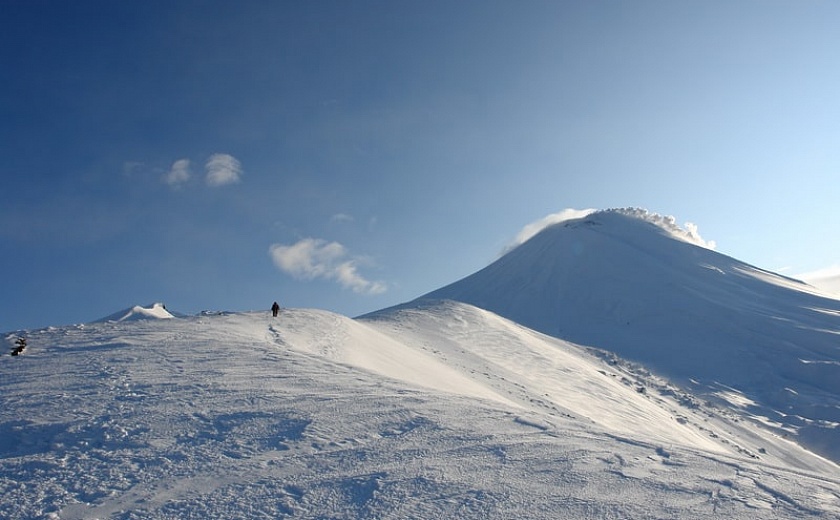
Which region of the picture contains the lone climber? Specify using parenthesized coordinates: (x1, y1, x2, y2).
(271, 301, 280, 317)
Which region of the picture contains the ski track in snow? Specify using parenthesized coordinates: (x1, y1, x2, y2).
(2, 308, 839, 519)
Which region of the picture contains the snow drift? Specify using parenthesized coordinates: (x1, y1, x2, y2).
(2, 308, 839, 518)
(96, 302, 173, 322)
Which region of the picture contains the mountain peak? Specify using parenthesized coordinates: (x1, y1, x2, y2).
(410, 208, 840, 462)
(95, 302, 174, 323)
(523, 207, 716, 250)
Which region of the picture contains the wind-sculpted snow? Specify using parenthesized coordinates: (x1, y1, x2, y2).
(417, 209, 840, 464)
(801, 268, 840, 298)
(2, 309, 839, 518)
(95, 303, 174, 323)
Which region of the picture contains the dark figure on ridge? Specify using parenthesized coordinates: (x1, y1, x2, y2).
(271, 301, 280, 317)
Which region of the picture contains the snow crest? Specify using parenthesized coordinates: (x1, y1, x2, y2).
(2, 309, 839, 518)
(95, 302, 174, 323)
(512, 207, 715, 250)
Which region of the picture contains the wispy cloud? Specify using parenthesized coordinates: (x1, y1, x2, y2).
(123, 161, 146, 177)
(681, 221, 716, 249)
(165, 159, 191, 187)
(508, 208, 597, 250)
(508, 208, 717, 252)
(797, 265, 840, 297)
(205, 153, 243, 187)
(797, 265, 840, 280)
(159, 154, 242, 189)
(269, 238, 387, 295)
(330, 213, 355, 224)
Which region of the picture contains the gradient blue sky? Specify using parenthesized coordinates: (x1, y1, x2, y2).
(2, 1, 839, 331)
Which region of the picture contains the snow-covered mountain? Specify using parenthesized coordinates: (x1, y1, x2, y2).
(408, 208, 840, 464)
(2, 208, 840, 518)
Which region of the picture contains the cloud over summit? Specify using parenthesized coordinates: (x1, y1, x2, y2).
(510, 208, 597, 249)
(508, 208, 717, 253)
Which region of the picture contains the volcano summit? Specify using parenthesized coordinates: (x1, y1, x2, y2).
(408, 208, 840, 462)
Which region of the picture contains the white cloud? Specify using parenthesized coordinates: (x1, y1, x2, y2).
(510, 208, 597, 249)
(507, 207, 717, 252)
(205, 153, 243, 187)
(330, 213, 355, 224)
(334, 260, 388, 295)
(269, 238, 387, 295)
(165, 159, 191, 187)
(796, 265, 840, 297)
(682, 221, 716, 250)
(616, 209, 716, 249)
(797, 265, 840, 280)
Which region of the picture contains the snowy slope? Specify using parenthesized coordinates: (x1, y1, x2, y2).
(362, 301, 836, 472)
(96, 303, 174, 322)
(2, 309, 839, 519)
(413, 208, 840, 463)
(801, 271, 840, 298)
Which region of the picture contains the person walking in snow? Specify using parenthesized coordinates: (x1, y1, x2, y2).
(271, 301, 280, 317)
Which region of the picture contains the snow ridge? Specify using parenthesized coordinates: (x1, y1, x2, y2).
(95, 303, 174, 323)
(2, 308, 839, 518)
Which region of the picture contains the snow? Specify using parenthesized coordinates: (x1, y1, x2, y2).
(95, 303, 174, 323)
(2, 208, 840, 518)
(3, 309, 839, 519)
(416, 208, 840, 463)
(271, 308, 516, 407)
(800, 267, 840, 298)
(363, 301, 727, 454)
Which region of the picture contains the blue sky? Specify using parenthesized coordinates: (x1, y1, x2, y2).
(2, 1, 839, 331)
